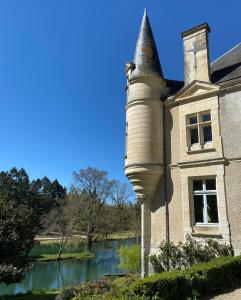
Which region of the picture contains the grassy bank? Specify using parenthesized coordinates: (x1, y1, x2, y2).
(32, 251, 93, 262)
(31, 230, 140, 262)
(36, 230, 140, 244)
(101, 230, 140, 241)
(3, 289, 59, 300)
(30, 239, 93, 262)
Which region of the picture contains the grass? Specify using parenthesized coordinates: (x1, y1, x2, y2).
(2, 289, 59, 300)
(102, 230, 140, 241)
(30, 239, 93, 262)
(33, 251, 93, 262)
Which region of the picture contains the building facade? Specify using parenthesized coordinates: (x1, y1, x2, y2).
(124, 10, 241, 277)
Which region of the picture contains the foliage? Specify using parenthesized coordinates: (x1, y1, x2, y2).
(0, 167, 66, 283)
(132, 255, 241, 300)
(32, 176, 66, 219)
(56, 274, 142, 300)
(150, 235, 233, 273)
(118, 245, 141, 274)
(0, 168, 37, 284)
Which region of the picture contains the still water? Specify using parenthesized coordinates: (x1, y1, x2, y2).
(0, 238, 136, 296)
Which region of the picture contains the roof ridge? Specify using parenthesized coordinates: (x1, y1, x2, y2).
(211, 42, 241, 65)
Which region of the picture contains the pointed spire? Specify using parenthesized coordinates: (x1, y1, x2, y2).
(131, 9, 163, 79)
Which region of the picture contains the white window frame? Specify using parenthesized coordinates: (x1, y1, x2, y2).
(186, 111, 212, 151)
(192, 178, 219, 226)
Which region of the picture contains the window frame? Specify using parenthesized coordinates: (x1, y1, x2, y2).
(192, 178, 219, 226)
(186, 111, 213, 151)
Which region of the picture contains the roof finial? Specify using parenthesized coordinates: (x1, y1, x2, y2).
(144, 7, 147, 15)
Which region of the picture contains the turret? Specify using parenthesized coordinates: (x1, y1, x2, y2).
(125, 9, 166, 199)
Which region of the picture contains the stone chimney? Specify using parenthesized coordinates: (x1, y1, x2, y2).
(181, 23, 211, 85)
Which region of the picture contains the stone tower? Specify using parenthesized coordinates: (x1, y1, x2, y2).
(124, 9, 167, 277)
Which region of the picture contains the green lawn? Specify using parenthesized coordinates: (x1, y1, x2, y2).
(3, 290, 59, 300)
(34, 251, 93, 262)
(30, 239, 93, 262)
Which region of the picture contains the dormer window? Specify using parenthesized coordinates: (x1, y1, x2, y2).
(186, 111, 212, 151)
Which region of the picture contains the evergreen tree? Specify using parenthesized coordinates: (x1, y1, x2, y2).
(0, 168, 36, 284)
(31, 177, 66, 219)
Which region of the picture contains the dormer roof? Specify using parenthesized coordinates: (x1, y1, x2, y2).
(211, 43, 241, 84)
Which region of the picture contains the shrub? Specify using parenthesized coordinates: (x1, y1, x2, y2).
(55, 287, 76, 300)
(118, 245, 141, 274)
(131, 256, 241, 300)
(150, 235, 233, 273)
(55, 274, 142, 300)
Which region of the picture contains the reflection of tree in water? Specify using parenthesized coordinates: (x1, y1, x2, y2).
(0, 239, 137, 296)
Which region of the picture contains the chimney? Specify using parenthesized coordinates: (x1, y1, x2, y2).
(181, 23, 211, 85)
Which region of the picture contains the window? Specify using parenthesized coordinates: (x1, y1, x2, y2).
(186, 111, 212, 150)
(192, 179, 219, 225)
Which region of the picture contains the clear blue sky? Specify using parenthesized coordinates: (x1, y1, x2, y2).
(0, 0, 240, 188)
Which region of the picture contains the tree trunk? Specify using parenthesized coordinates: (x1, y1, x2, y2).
(86, 233, 92, 252)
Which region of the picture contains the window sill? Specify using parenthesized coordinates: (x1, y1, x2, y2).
(191, 232, 223, 239)
(187, 147, 215, 154)
(191, 225, 221, 238)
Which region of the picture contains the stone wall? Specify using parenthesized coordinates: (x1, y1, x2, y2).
(150, 102, 184, 257)
(219, 90, 241, 254)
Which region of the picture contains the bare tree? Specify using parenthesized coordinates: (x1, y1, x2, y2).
(72, 167, 116, 251)
(42, 196, 83, 260)
(111, 182, 132, 207)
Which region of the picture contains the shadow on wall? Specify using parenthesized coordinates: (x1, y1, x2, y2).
(151, 105, 174, 218)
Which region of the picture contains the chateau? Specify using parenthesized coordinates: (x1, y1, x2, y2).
(124, 9, 241, 277)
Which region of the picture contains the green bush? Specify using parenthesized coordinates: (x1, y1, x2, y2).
(131, 256, 241, 299)
(150, 235, 233, 273)
(118, 245, 141, 274)
(55, 274, 142, 300)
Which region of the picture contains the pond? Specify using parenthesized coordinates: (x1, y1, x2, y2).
(0, 238, 137, 296)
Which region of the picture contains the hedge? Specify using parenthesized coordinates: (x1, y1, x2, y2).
(131, 256, 241, 299)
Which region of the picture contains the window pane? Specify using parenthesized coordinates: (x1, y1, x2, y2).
(203, 126, 212, 142)
(194, 195, 204, 223)
(206, 179, 216, 190)
(201, 113, 211, 122)
(189, 115, 197, 125)
(193, 180, 203, 191)
(207, 195, 219, 223)
(190, 128, 199, 144)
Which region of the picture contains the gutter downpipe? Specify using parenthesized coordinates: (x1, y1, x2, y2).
(163, 101, 170, 270)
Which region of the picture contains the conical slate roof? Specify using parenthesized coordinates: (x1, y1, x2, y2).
(131, 9, 163, 79)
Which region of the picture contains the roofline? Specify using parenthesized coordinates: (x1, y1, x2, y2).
(211, 42, 241, 65)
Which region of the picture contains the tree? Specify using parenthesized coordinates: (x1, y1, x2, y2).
(32, 177, 66, 223)
(111, 182, 134, 232)
(42, 195, 83, 260)
(0, 168, 36, 284)
(129, 201, 141, 243)
(118, 244, 141, 274)
(72, 167, 116, 251)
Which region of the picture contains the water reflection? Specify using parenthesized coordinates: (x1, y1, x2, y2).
(0, 239, 136, 296)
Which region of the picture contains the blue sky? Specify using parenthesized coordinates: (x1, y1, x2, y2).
(0, 0, 240, 188)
